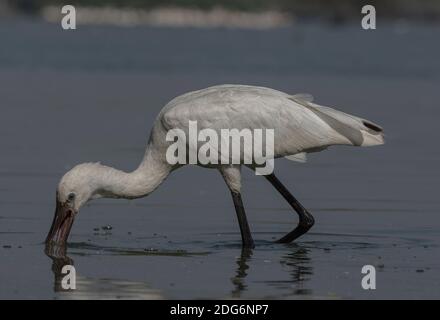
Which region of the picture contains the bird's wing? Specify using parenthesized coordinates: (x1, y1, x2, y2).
(285, 152, 307, 163)
(290, 93, 314, 103)
(287, 95, 384, 146)
(160, 85, 334, 162)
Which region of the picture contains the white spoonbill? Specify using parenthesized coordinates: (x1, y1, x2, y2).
(46, 84, 384, 248)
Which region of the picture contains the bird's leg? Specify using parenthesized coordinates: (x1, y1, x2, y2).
(265, 173, 314, 243)
(220, 166, 254, 248)
(230, 192, 255, 248)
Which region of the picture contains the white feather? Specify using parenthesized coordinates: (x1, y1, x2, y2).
(285, 152, 307, 163)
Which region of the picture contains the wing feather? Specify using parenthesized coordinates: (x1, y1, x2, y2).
(160, 85, 338, 161)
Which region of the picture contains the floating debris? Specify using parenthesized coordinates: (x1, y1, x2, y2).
(102, 225, 113, 231)
(416, 269, 424, 273)
(3, 245, 12, 249)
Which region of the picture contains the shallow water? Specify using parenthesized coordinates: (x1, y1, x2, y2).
(0, 19, 440, 299)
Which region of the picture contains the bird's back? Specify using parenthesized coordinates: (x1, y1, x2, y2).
(153, 85, 384, 161)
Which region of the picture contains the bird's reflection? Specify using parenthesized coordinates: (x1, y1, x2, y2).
(280, 246, 313, 296)
(46, 243, 313, 297)
(44, 244, 165, 299)
(231, 247, 253, 298)
(230, 244, 313, 297)
(45, 244, 74, 292)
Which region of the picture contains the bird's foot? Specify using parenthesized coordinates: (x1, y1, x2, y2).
(275, 215, 315, 244)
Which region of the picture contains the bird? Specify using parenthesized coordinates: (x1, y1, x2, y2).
(46, 84, 384, 249)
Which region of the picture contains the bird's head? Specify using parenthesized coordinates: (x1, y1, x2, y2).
(46, 163, 102, 246)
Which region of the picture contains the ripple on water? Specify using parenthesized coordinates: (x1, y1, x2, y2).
(68, 241, 211, 257)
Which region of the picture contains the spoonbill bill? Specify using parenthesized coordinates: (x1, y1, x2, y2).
(46, 85, 384, 248)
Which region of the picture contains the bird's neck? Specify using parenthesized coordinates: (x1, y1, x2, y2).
(96, 146, 171, 200)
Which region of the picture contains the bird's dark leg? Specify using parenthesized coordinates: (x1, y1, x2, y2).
(231, 192, 255, 248)
(265, 173, 314, 243)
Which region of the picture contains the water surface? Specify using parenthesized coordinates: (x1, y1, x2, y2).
(0, 19, 439, 299)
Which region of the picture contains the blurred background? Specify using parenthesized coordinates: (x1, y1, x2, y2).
(1, 0, 439, 299)
(3, 0, 440, 23)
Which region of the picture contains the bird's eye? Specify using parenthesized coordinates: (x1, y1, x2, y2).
(67, 193, 76, 202)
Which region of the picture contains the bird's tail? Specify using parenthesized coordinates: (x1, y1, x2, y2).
(290, 95, 385, 147)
